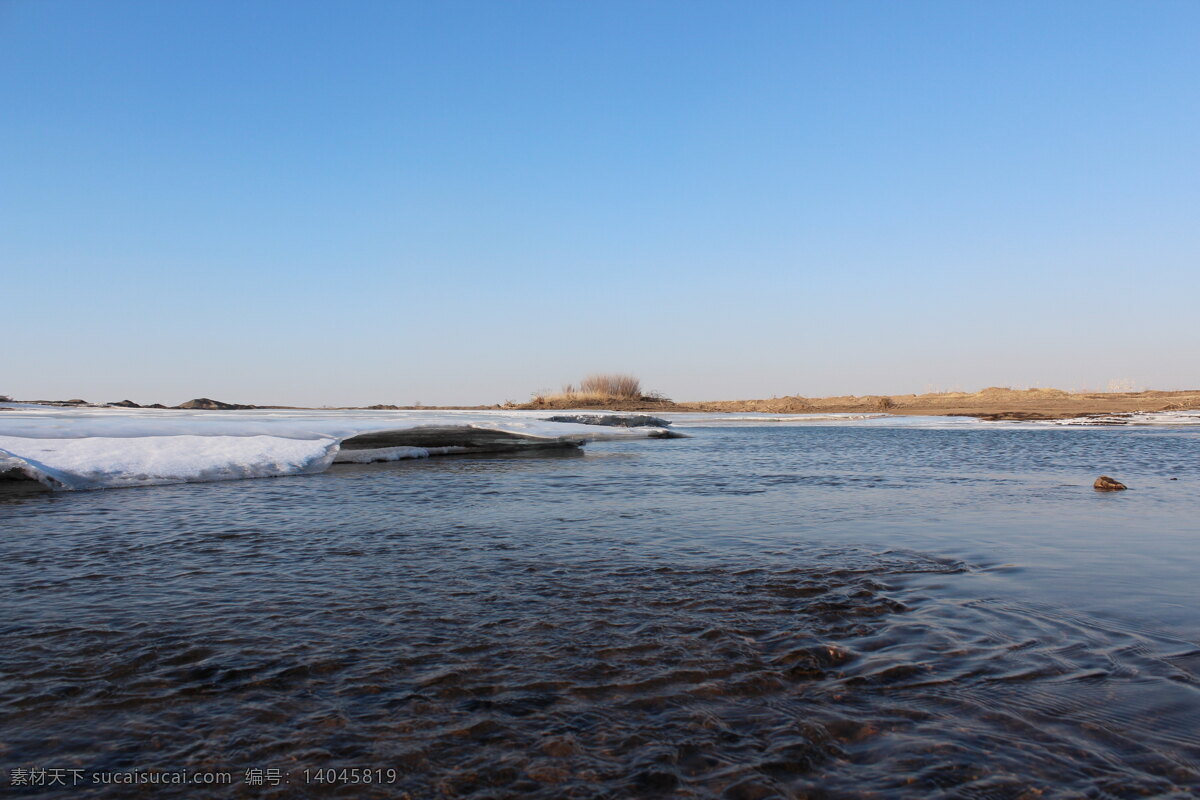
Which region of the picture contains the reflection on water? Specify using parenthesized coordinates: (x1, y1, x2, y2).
(1, 426, 1198, 797)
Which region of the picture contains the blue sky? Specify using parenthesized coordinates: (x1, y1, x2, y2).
(2, 0, 1197, 405)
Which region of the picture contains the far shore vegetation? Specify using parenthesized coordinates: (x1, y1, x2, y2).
(531, 373, 657, 407)
(516, 381, 1200, 420)
(6, 385, 1200, 422)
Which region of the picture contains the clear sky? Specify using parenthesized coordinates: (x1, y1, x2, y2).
(2, 1, 1197, 406)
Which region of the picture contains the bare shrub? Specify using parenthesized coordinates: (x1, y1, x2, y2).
(874, 396, 895, 411)
(578, 373, 642, 400)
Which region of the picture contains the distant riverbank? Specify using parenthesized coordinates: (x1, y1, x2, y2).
(10, 387, 1196, 422)
(587, 387, 1200, 421)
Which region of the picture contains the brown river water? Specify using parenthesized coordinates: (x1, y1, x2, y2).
(1, 424, 1198, 798)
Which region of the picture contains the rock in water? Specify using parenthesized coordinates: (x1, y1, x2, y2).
(1094, 475, 1127, 491)
(176, 398, 254, 410)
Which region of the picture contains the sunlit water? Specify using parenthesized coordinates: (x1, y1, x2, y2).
(2, 425, 1198, 798)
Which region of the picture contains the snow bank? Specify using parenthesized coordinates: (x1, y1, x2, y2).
(0, 406, 672, 491)
(2, 404, 1196, 492)
(660, 412, 994, 428)
(1050, 411, 1200, 426)
(660, 411, 1200, 429)
(0, 435, 338, 491)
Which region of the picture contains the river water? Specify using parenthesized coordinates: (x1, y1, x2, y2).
(2, 423, 1198, 797)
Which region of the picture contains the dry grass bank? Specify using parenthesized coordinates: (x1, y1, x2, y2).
(513, 385, 1200, 419)
(15, 386, 1197, 420)
(685, 387, 1200, 419)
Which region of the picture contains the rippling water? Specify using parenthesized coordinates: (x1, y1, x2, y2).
(2, 425, 1198, 797)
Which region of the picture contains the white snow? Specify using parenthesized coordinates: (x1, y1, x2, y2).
(1050, 411, 1200, 426)
(660, 411, 1200, 429)
(0, 406, 660, 440)
(333, 446, 467, 464)
(0, 406, 670, 491)
(0, 435, 339, 490)
(661, 412, 997, 428)
(1, 404, 1197, 491)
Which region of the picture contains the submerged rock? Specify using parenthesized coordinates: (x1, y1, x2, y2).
(1094, 475, 1128, 491)
(544, 414, 672, 428)
(1, 465, 39, 483)
(0, 460, 53, 492)
(340, 426, 584, 452)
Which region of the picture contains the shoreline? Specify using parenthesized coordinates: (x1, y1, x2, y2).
(6, 388, 1199, 422)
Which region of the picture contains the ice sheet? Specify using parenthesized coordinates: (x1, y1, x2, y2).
(1, 404, 1196, 491)
(0, 406, 665, 440)
(660, 411, 1200, 429)
(0, 406, 669, 491)
(0, 435, 339, 490)
(1050, 411, 1200, 426)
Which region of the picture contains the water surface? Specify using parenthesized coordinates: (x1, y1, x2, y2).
(2, 425, 1198, 797)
